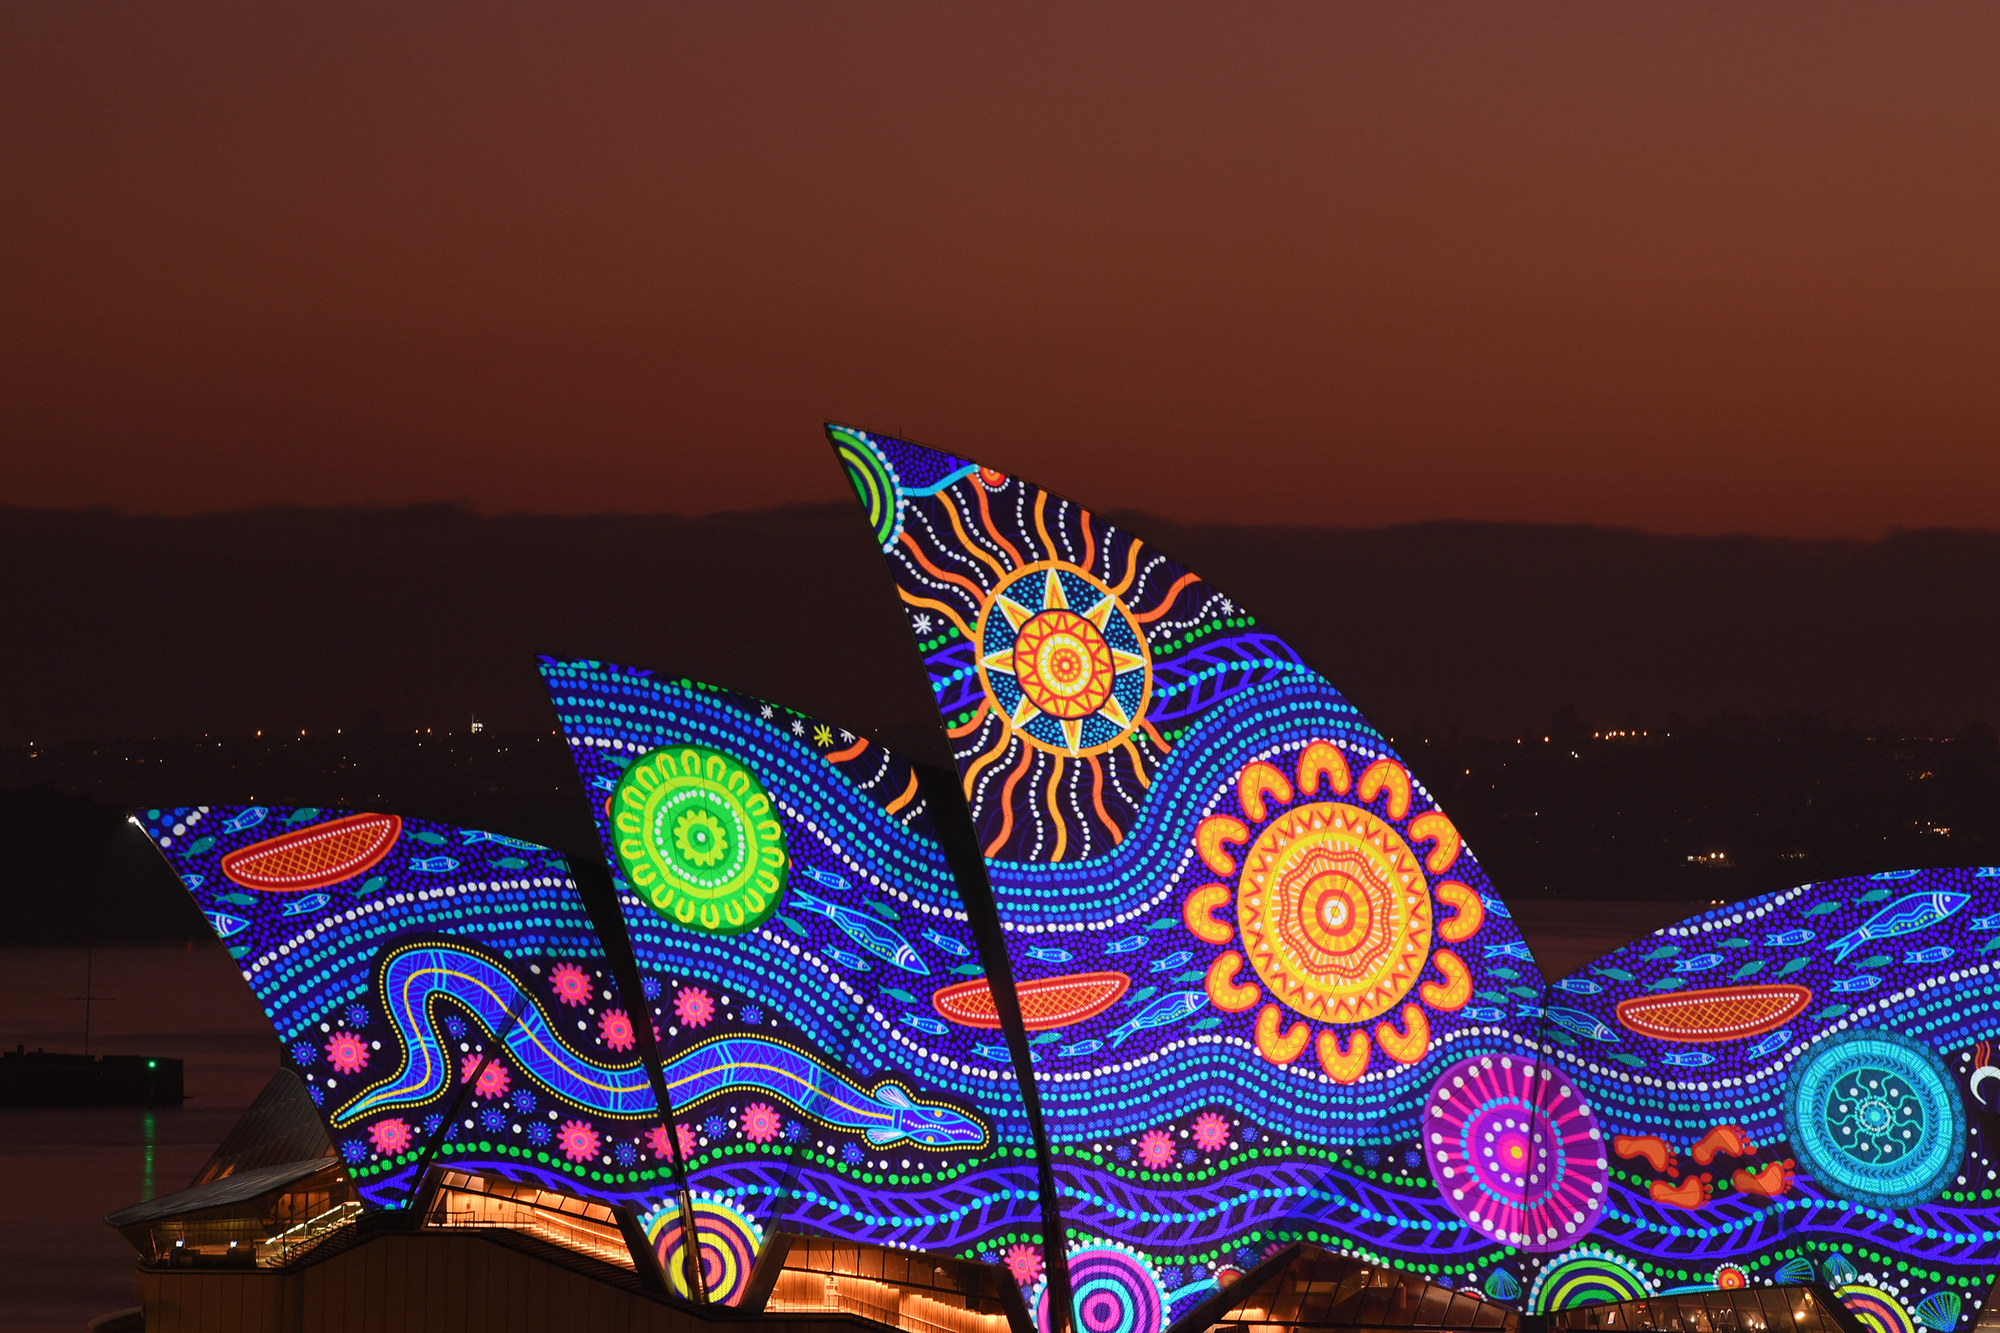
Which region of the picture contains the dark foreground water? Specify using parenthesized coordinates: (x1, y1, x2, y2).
(0, 905, 1672, 1332)
(0, 946, 278, 1333)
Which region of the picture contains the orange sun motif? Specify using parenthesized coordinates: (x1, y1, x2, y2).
(1183, 740, 1482, 1083)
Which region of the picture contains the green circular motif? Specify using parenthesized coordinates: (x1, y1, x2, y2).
(612, 745, 788, 934)
(832, 426, 903, 552)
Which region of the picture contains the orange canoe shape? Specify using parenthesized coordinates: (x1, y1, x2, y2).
(1615, 985, 1812, 1043)
(220, 813, 404, 893)
(932, 971, 1131, 1030)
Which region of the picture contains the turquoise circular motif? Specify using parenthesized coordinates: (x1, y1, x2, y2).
(1782, 1028, 1965, 1209)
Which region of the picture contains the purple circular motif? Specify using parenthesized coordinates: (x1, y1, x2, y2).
(1038, 1246, 1166, 1333)
(1421, 1054, 1607, 1252)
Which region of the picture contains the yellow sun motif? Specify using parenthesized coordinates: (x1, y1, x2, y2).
(975, 561, 1151, 757)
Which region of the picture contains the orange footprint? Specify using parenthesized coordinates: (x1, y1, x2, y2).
(1650, 1175, 1713, 1209)
(1691, 1125, 1757, 1165)
(1731, 1159, 1797, 1199)
(1614, 1134, 1680, 1177)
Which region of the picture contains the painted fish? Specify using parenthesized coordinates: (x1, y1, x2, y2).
(1672, 953, 1725, 974)
(410, 830, 449, 846)
(1830, 975, 1882, 993)
(923, 930, 971, 958)
(1872, 869, 1920, 882)
(204, 910, 247, 939)
(493, 857, 528, 870)
(1660, 1051, 1716, 1068)
(1905, 946, 1954, 964)
(462, 829, 542, 850)
(355, 875, 387, 897)
(1828, 891, 1969, 961)
(1546, 1007, 1620, 1043)
(790, 888, 928, 975)
(1730, 961, 1768, 980)
(1975, 913, 2000, 931)
(1105, 936, 1147, 955)
(1026, 945, 1073, 964)
(1514, 1001, 1545, 1019)
(216, 892, 257, 907)
(824, 947, 872, 972)
(179, 837, 215, 856)
(1463, 1006, 1508, 1022)
(1106, 991, 1208, 1049)
(902, 1013, 950, 1036)
(409, 856, 459, 873)
(1804, 901, 1843, 917)
(590, 776, 616, 792)
(1149, 951, 1194, 973)
(1642, 945, 1683, 960)
(219, 807, 268, 834)
(1859, 888, 1894, 904)
(1484, 896, 1512, 919)
(1554, 977, 1602, 995)
(1764, 928, 1816, 947)
(1774, 957, 1810, 977)
(1057, 1040, 1104, 1058)
(800, 865, 849, 892)
(1978, 867, 2000, 879)
(1745, 1028, 1793, 1059)
(283, 808, 320, 823)
(1593, 967, 1636, 983)
(972, 1043, 1013, 1062)
(180, 873, 204, 890)
(1485, 941, 1535, 963)
(281, 893, 332, 918)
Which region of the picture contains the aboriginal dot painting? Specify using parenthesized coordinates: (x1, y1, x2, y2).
(134, 806, 678, 1220)
(827, 425, 1550, 1329)
(828, 423, 2000, 1333)
(539, 659, 1046, 1304)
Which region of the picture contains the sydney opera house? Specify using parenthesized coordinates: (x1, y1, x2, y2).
(108, 426, 2000, 1333)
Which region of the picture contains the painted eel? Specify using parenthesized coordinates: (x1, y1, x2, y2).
(335, 942, 987, 1149)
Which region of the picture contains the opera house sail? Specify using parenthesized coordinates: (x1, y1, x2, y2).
(827, 422, 2000, 1333)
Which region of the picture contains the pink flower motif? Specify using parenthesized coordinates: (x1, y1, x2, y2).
(550, 962, 592, 1007)
(558, 1119, 601, 1163)
(677, 1122, 699, 1159)
(325, 1030, 370, 1075)
(1137, 1129, 1175, 1170)
(1192, 1112, 1230, 1153)
(599, 1009, 635, 1051)
(1004, 1242, 1043, 1286)
(673, 986, 716, 1028)
(368, 1118, 413, 1155)
(740, 1102, 782, 1144)
(460, 1052, 510, 1099)
(646, 1125, 677, 1161)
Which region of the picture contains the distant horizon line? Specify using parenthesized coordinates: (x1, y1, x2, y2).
(3, 500, 1997, 545)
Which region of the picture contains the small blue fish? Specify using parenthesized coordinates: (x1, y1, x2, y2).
(1872, 869, 1920, 882)
(179, 836, 215, 856)
(409, 856, 459, 873)
(1672, 952, 1725, 974)
(1149, 951, 1194, 973)
(973, 1043, 1013, 1062)
(1647, 977, 1687, 992)
(1105, 936, 1147, 955)
(1026, 945, 1073, 964)
(1774, 957, 1811, 977)
(902, 1013, 950, 1036)
(1554, 977, 1602, 995)
(462, 829, 541, 850)
(1805, 900, 1843, 917)
(801, 865, 849, 892)
(791, 888, 928, 975)
(1977, 867, 2000, 879)
(1057, 1040, 1104, 1058)
(1546, 1007, 1620, 1043)
(219, 807, 268, 834)
(281, 893, 331, 918)
(1828, 891, 1969, 961)
(181, 873, 204, 890)
(1463, 1006, 1508, 1022)
(205, 910, 247, 939)
(1764, 927, 1816, 947)
(1484, 896, 1512, 919)
(1974, 912, 2000, 931)
(494, 857, 528, 870)
(1106, 991, 1208, 1049)
(1746, 1028, 1793, 1059)
(1859, 888, 1894, 904)
(1830, 974, 1882, 993)
(923, 930, 971, 958)
(355, 875, 387, 897)
(1593, 967, 1636, 983)
(590, 775, 616, 791)
(1905, 945, 1954, 964)
(1642, 944, 1683, 960)
(216, 892, 257, 907)
(824, 947, 872, 972)
(1485, 941, 1535, 963)
(1731, 961, 1768, 981)
(1514, 1001, 1546, 1019)
(1660, 1051, 1715, 1068)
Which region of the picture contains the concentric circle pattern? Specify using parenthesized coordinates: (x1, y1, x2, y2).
(612, 744, 788, 934)
(977, 562, 1151, 757)
(1783, 1029, 1965, 1209)
(1237, 802, 1432, 1024)
(1038, 1245, 1166, 1333)
(1528, 1247, 1650, 1313)
(1423, 1054, 1608, 1253)
(651, 1195, 762, 1306)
